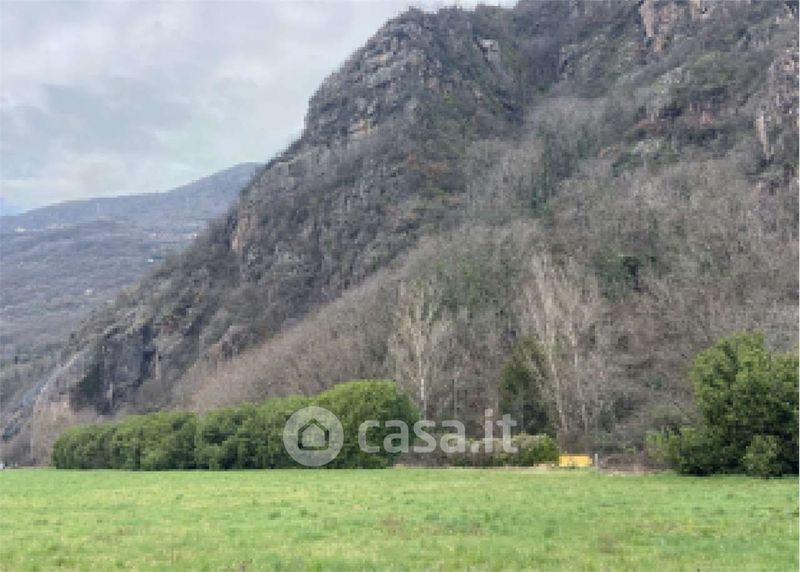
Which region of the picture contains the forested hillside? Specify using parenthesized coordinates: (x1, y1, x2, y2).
(3, 0, 796, 464)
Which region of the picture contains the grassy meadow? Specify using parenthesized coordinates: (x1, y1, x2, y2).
(0, 468, 797, 571)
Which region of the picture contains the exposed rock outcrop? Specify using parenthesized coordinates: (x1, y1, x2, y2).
(756, 49, 799, 161)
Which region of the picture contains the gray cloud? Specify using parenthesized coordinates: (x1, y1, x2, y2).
(0, 0, 514, 212)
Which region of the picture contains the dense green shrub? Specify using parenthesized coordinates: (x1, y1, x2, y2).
(646, 428, 716, 474)
(669, 427, 719, 476)
(743, 435, 783, 479)
(52, 380, 419, 470)
(195, 405, 256, 470)
(664, 332, 798, 477)
(109, 412, 198, 470)
(140, 412, 198, 470)
(241, 395, 311, 469)
(52, 423, 115, 469)
(108, 416, 142, 470)
(317, 380, 420, 469)
(509, 434, 560, 466)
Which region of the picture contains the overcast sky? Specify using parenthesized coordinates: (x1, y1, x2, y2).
(0, 0, 514, 214)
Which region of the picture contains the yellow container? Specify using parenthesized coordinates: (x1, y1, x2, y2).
(559, 454, 593, 468)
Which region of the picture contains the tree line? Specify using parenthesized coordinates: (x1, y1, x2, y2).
(52, 380, 419, 470)
(53, 377, 564, 470)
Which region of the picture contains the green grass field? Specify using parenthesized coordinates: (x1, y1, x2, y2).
(0, 469, 796, 571)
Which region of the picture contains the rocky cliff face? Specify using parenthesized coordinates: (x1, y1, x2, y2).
(0, 164, 260, 461)
(0, 163, 259, 354)
(757, 48, 799, 161)
(4, 0, 797, 464)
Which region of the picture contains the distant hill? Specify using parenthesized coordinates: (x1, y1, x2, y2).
(0, 163, 259, 353)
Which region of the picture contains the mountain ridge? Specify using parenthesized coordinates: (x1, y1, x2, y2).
(2, 163, 261, 232)
(0, 163, 260, 452)
(3, 0, 797, 465)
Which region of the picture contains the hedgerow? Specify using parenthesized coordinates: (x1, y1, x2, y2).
(52, 380, 418, 470)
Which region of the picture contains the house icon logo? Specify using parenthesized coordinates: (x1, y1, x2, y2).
(299, 419, 329, 451)
(283, 406, 343, 466)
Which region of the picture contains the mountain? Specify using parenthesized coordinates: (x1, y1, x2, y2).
(2, 164, 260, 233)
(3, 0, 796, 465)
(0, 164, 259, 452)
(0, 163, 260, 353)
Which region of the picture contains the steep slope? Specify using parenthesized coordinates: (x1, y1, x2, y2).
(0, 163, 259, 354)
(4, 0, 797, 464)
(0, 164, 259, 459)
(0, 163, 259, 358)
